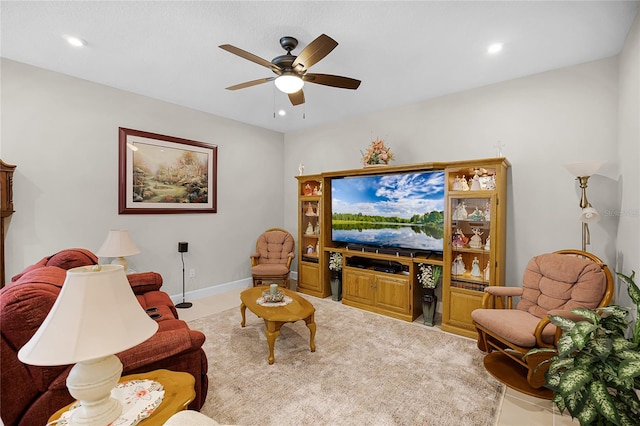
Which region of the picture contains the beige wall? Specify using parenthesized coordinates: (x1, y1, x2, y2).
(1, 59, 284, 297)
(615, 11, 640, 305)
(284, 57, 621, 287)
(3, 19, 637, 299)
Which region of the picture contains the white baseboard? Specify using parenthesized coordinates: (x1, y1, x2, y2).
(171, 272, 298, 304)
(170, 277, 252, 304)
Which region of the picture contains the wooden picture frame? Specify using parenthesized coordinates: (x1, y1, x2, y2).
(118, 127, 217, 214)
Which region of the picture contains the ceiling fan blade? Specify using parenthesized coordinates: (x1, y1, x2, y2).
(292, 34, 338, 71)
(304, 73, 361, 90)
(288, 90, 305, 106)
(219, 44, 278, 70)
(225, 77, 274, 91)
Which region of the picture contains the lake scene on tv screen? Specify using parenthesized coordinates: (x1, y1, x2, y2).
(331, 171, 445, 252)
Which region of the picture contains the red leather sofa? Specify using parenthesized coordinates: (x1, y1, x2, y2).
(0, 248, 208, 426)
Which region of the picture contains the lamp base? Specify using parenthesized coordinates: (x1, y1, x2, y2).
(110, 256, 129, 271)
(176, 302, 193, 309)
(66, 355, 123, 425)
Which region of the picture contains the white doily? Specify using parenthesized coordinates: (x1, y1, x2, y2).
(257, 295, 293, 307)
(57, 379, 164, 426)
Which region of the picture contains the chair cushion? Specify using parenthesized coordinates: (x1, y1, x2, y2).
(255, 230, 294, 264)
(252, 263, 290, 276)
(471, 309, 556, 347)
(517, 253, 607, 319)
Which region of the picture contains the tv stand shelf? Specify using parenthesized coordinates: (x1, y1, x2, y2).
(295, 158, 509, 335)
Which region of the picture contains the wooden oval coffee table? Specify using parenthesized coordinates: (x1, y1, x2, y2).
(240, 286, 316, 365)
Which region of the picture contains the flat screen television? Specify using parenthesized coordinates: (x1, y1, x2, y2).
(331, 170, 445, 254)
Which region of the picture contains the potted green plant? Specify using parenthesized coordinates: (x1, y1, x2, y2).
(329, 252, 343, 301)
(417, 263, 442, 326)
(526, 271, 640, 425)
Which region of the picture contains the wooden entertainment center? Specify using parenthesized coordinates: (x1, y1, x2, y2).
(296, 158, 509, 338)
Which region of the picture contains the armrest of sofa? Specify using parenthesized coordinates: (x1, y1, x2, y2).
(117, 320, 205, 372)
(127, 272, 163, 295)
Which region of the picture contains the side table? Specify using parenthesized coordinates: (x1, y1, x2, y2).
(48, 369, 196, 425)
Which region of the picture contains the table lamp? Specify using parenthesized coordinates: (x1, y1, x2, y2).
(18, 265, 158, 426)
(96, 229, 140, 271)
(565, 161, 603, 252)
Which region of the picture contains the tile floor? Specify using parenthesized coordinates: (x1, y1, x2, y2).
(177, 285, 578, 426)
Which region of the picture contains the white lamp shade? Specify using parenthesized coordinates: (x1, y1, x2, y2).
(274, 74, 304, 94)
(18, 265, 158, 366)
(96, 229, 140, 257)
(565, 161, 604, 177)
(580, 206, 600, 223)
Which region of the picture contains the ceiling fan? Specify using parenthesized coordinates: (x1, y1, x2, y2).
(219, 34, 361, 106)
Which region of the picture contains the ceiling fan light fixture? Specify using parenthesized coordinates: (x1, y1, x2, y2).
(275, 74, 304, 94)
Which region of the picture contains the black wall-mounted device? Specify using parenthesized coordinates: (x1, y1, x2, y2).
(178, 242, 189, 253)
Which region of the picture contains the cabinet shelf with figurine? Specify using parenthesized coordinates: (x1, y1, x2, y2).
(295, 175, 329, 298)
(442, 159, 510, 339)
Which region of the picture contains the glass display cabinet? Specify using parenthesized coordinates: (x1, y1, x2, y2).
(441, 159, 510, 338)
(295, 175, 329, 297)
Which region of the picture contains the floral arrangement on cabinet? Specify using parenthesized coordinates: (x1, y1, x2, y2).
(418, 264, 442, 289)
(329, 252, 343, 273)
(361, 139, 394, 166)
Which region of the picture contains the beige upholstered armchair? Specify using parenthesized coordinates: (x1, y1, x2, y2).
(250, 228, 295, 288)
(471, 249, 614, 399)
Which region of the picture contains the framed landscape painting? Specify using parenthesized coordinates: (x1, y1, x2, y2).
(118, 127, 217, 214)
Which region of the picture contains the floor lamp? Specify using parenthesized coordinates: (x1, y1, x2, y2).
(565, 161, 603, 252)
(176, 242, 192, 309)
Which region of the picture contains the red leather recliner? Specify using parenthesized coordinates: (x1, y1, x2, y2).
(1, 248, 209, 426)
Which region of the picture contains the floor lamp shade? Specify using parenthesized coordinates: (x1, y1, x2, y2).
(18, 265, 158, 425)
(96, 229, 140, 271)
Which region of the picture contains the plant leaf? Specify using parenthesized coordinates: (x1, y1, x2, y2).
(571, 322, 599, 349)
(590, 337, 612, 361)
(618, 349, 640, 361)
(575, 396, 597, 425)
(612, 335, 636, 352)
(619, 359, 640, 381)
(617, 271, 639, 305)
(559, 367, 591, 394)
(571, 308, 600, 324)
(589, 380, 620, 425)
(547, 357, 574, 376)
(549, 314, 577, 331)
(557, 333, 578, 357)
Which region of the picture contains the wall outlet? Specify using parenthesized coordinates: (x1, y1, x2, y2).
(189, 268, 196, 278)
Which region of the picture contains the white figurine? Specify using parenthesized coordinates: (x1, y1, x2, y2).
(452, 175, 464, 191)
(452, 202, 468, 220)
(460, 175, 469, 191)
(317, 182, 323, 195)
(469, 228, 483, 249)
(485, 174, 496, 190)
(451, 254, 466, 275)
(484, 202, 491, 221)
(304, 222, 314, 235)
(312, 186, 319, 195)
(305, 203, 316, 216)
(484, 261, 490, 281)
(484, 235, 491, 250)
(471, 257, 481, 277)
(315, 222, 320, 235)
(298, 163, 304, 176)
(470, 170, 481, 191)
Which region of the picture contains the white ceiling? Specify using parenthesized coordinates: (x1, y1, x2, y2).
(1, 1, 637, 134)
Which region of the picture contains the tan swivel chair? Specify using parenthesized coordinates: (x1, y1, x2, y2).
(471, 249, 614, 399)
(250, 228, 295, 288)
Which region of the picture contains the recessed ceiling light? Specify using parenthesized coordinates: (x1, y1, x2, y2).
(64, 35, 86, 47)
(278, 109, 286, 117)
(487, 43, 503, 55)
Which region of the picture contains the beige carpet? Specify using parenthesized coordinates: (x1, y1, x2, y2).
(188, 295, 504, 426)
